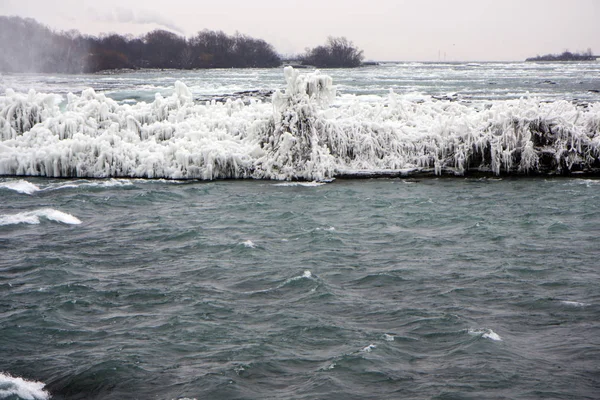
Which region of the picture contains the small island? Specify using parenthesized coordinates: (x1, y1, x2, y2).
(526, 49, 598, 62)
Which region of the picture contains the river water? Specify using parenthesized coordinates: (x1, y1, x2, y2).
(1, 63, 600, 399)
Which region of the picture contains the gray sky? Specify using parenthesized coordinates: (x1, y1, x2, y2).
(2, 0, 599, 61)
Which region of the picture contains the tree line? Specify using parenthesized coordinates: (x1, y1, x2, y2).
(300, 37, 364, 68)
(0, 16, 365, 73)
(526, 49, 596, 62)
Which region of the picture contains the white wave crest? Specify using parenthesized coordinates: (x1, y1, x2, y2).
(241, 240, 256, 248)
(47, 178, 136, 191)
(383, 333, 395, 341)
(0, 372, 50, 400)
(243, 270, 314, 295)
(468, 328, 502, 341)
(272, 181, 327, 187)
(560, 300, 589, 307)
(0, 180, 40, 195)
(316, 226, 335, 231)
(361, 344, 377, 352)
(283, 270, 312, 284)
(0, 208, 82, 226)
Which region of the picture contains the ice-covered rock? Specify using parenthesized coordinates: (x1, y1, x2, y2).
(0, 67, 599, 180)
(255, 66, 336, 180)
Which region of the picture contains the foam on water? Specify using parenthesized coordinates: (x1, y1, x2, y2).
(468, 328, 502, 341)
(361, 344, 377, 353)
(52, 178, 132, 191)
(244, 270, 314, 295)
(0, 178, 136, 194)
(383, 334, 395, 341)
(0, 180, 40, 195)
(0, 208, 82, 226)
(281, 270, 313, 285)
(573, 179, 600, 187)
(316, 226, 335, 231)
(242, 240, 256, 248)
(560, 300, 589, 307)
(272, 181, 327, 187)
(0, 372, 50, 400)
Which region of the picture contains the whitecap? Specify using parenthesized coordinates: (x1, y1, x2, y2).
(243, 270, 314, 295)
(0, 209, 82, 226)
(316, 226, 336, 231)
(0, 213, 40, 226)
(383, 334, 395, 341)
(573, 179, 600, 187)
(560, 300, 589, 307)
(280, 270, 313, 285)
(0, 180, 40, 195)
(95, 179, 134, 188)
(468, 328, 502, 341)
(241, 240, 256, 248)
(272, 182, 327, 187)
(234, 365, 246, 375)
(0, 372, 50, 400)
(48, 179, 133, 191)
(361, 344, 377, 353)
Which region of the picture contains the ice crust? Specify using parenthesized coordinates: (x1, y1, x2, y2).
(1, 67, 599, 180)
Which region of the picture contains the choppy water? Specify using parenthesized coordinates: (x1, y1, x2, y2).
(2, 62, 600, 103)
(1, 177, 599, 399)
(2, 62, 600, 398)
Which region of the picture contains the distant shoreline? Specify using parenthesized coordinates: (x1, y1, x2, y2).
(526, 50, 598, 62)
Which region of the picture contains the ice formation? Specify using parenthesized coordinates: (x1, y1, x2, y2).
(1, 67, 599, 180)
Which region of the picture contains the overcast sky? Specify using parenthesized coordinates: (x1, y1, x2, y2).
(2, 0, 599, 61)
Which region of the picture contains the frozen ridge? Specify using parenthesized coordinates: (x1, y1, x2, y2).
(1, 67, 599, 181)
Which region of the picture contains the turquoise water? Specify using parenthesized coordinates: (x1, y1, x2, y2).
(1, 177, 599, 399)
